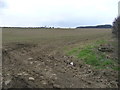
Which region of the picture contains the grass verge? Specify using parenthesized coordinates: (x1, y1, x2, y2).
(66, 40, 119, 71)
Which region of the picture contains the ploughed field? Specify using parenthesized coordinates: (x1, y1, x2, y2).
(2, 28, 118, 88)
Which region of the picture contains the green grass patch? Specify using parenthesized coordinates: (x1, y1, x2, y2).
(67, 40, 118, 70)
(67, 48, 79, 55)
(95, 40, 107, 45)
(112, 66, 120, 71)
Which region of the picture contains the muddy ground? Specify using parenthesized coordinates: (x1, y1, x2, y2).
(2, 28, 118, 88)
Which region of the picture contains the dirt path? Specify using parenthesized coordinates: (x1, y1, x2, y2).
(2, 40, 118, 88)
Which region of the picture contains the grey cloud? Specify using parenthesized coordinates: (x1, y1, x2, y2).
(0, 0, 118, 27)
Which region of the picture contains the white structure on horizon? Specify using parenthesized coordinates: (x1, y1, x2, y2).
(118, 1, 120, 16)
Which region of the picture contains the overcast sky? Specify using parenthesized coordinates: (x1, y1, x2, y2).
(0, 0, 119, 28)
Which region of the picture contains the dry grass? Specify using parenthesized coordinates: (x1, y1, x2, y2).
(2, 28, 112, 45)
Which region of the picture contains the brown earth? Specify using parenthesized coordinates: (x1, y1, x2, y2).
(2, 28, 118, 88)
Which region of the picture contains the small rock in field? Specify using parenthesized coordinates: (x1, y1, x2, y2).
(4, 49, 8, 51)
(22, 72, 28, 75)
(29, 77, 35, 81)
(7, 73, 10, 76)
(17, 73, 22, 76)
(28, 58, 33, 60)
(54, 77, 58, 80)
(54, 63, 58, 66)
(18, 72, 28, 76)
(5, 80, 11, 85)
(53, 74, 57, 77)
(34, 61, 37, 63)
(41, 81, 47, 85)
(30, 62, 33, 64)
(53, 84, 60, 88)
(63, 56, 67, 58)
(44, 69, 47, 71)
(70, 62, 74, 66)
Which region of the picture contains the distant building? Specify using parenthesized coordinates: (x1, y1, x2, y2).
(118, 1, 120, 16)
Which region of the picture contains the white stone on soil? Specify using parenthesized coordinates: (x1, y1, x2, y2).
(70, 62, 74, 66)
(5, 80, 11, 85)
(28, 58, 33, 60)
(29, 77, 35, 81)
